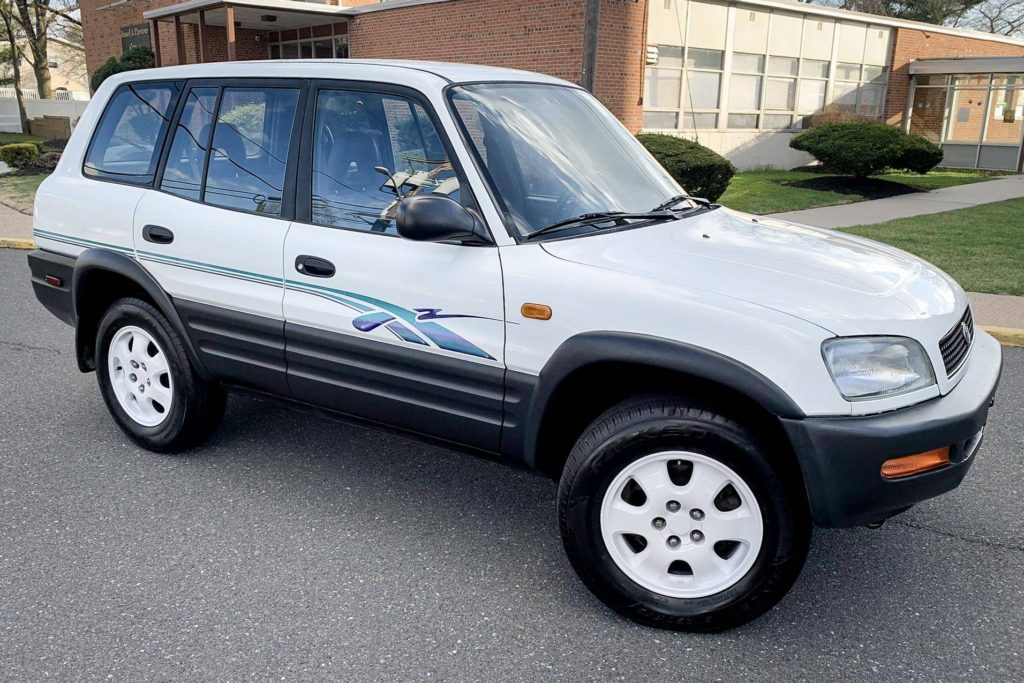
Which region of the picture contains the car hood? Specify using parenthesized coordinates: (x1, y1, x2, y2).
(539, 207, 962, 336)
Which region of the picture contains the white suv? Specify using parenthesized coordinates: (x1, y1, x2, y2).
(27, 61, 1002, 631)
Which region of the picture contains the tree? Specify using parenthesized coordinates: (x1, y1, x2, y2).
(0, 2, 29, 133)
(3, 0, 80, 99)
(958, 0, 1024, 35)
(810, 0, 985, 25)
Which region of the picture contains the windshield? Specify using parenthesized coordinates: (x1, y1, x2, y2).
(449, 83, 684, 238)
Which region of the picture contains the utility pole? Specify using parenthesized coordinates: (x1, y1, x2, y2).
(581, 0, 601, 92)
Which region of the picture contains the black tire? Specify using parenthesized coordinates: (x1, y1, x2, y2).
(95, 297, 226, 453)
(558, 394, 810, 632)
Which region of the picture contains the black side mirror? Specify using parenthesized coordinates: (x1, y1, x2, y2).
(395, 195, 489, 244)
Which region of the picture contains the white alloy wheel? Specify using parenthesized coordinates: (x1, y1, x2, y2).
(106, 325, 174, 427)
(600, 451, 764, 599)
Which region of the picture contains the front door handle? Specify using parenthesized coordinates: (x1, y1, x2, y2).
(295, 255, 335, 278)
(142, 224, 174, 244)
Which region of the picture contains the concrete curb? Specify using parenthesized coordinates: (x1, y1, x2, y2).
(0, 238, 33, 249)
(982, 326, 1024, 348)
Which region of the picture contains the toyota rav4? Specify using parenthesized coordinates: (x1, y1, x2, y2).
(27, 61, 1002, 631)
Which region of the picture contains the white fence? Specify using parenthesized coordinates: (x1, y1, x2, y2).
(0, 87, 89, 101)
(0, 97, 92, 134)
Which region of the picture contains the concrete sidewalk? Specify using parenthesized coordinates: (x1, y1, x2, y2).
(769, 173, 1024, 228)
(0, 200, 31, 241)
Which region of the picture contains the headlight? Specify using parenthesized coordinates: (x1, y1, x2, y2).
(822, 337, 936, 401)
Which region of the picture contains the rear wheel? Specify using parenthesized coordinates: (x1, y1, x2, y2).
(558, 395, 810, 631)
(96, 297, 225, 452)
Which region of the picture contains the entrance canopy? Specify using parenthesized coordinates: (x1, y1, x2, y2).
(143, 0, 349, 63)
(907, 56, 1024, 171)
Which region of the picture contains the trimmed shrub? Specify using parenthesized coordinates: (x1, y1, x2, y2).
(26, 151, 62, 173)
(0, 142, 40, 170)
(90, 46, 156, 92)
(789, 122, 942, 177)
(895, 134, 944, 174)
(637, 133, 735, 202)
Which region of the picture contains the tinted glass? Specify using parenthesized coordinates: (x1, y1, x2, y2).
(450, 84, 680, 237)
(204, 87, 299, 216)
(311, 90, 459, 234)
(83, 81, 179, 186)
(160, 87, 217, 201)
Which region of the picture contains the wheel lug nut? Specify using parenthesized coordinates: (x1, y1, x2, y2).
(667, 535, 681, 548)
(690, 508, 705, 521)
(128, 373, 137, 382)
(690, 530, 704, 543)
(130, 360, 139, 369)
(138, 385, 145, 393)
(666, 500, 681, 513)
(652, 517, 666, 530)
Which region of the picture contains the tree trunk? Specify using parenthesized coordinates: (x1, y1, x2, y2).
(27, 31, 49, 98)
(0, 12, 29, 133)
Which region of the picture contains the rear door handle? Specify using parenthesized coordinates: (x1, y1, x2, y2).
(295, 255, 335, 278)
(142, 224, 174, 244)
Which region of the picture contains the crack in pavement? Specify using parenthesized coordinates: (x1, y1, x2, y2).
(0, 339, 63, 355)
(891, 518, 1024, 553)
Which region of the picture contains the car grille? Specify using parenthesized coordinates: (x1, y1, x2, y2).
(939, 307, 974, 377)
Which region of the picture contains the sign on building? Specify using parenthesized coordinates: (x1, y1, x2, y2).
(120, 24, 151, 53)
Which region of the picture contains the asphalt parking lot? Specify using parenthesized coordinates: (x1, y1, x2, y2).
(2, 248, 1022, 681)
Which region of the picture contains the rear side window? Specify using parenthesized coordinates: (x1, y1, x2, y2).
(83, 81, 180, 186)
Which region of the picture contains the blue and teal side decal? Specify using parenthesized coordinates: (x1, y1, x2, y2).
(32, 229, 496, 360)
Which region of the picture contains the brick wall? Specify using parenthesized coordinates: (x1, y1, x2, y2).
(885, 27, 1024, 126)
(593, 0, 647, 132)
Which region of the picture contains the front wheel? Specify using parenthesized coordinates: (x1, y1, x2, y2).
(558, 395, 810, 631)
(96, 297, 225, 452)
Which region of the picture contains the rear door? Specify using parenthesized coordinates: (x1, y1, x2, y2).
(282, 82, 506, 450)
(133, 79, 305, 394)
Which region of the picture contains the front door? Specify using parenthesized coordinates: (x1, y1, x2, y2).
(134, 79, 305, 394)
(282, 84, 506, 450)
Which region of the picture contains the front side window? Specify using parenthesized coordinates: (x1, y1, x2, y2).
(310, 90, 460, 234)
(450, 83, 680, 238)
(84, 81, 180, 186)
(204, 87, 300, 216)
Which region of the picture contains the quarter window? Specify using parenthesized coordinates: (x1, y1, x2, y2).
(310, 90, 460, 235)
(160, 87, 218, 201)
(83, 81, 180, 186)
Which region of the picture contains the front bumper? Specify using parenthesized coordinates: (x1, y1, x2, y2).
(782, 331, 1003, 528)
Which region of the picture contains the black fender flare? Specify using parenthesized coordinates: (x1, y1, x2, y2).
(515, 331, 805, 469)
(71, 248, 211, 379)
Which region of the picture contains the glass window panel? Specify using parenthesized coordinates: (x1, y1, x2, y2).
(863, 65, 886, 82)
(269, 44, 280, 59)
(953, 74, 989, 87)
(83, 82, 178, 186)
(645, 68, 682, 108)
(729, 74, 762, 110)
(686, 48, 724, 71)
(767, 56, 798, 77)
(657, 45, 684, 68)
(857, 84, 884, 116)
(643, 111, 678, 129)
(204, 87, 299, 217)
(801, 59, 829, 79)
(334, 35, 349, 59)
(300, 41, 314, 58)
(836, 62, 861, 81)
(765, 78, 796, 110)
(313, 91, 459, 233)
(763, 113, 793, 129)
(797, 79, 827, 113)
(915, 74, 948, 87)
(832, 81, 859, 110)
(732, 53, 765, 74)
(685, 70, 720, 109)
(280, 43, 299, 59)
(313, 39, 333, 59)
(160, 87, 218, 201)
(681, 112, 718, 129)
(727, 113, 758, 128)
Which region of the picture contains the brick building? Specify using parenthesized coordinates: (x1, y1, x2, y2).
(80, 0, 1024, 170)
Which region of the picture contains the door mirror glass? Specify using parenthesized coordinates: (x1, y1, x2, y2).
(396, 195, 482, 243)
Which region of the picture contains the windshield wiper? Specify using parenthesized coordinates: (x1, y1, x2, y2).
(524, 211, 675, 241)
(651, 194, 716, 212)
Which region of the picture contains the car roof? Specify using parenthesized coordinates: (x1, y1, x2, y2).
(104, 59, 575, 90)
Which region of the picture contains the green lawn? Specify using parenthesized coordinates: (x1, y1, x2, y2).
(0, 172, 48, 214)
(842, 197, 1024, 296)
(719, 169, 1007, 215)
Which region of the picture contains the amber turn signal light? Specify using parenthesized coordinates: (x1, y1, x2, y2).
(880, 447, 950, 479)
(521, 303, 552, 320)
